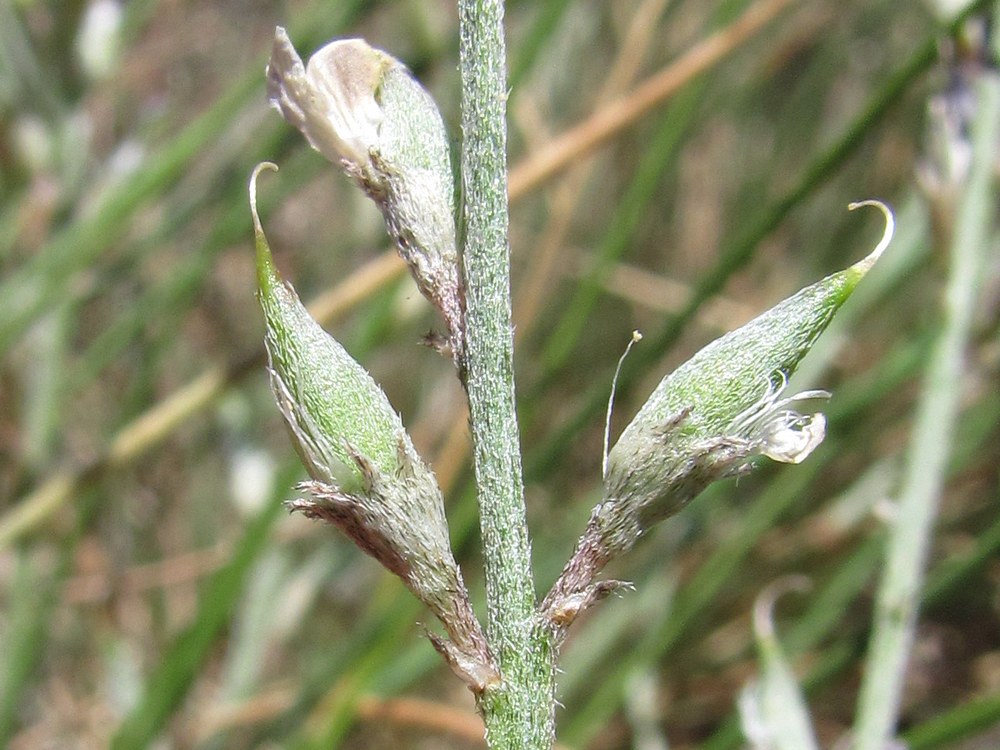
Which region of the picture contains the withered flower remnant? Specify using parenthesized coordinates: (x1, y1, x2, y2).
(267, 29, 464, 364)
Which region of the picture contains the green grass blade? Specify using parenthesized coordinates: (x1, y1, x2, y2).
(110, 493, 284, 750)
(0, 550, 60, 745)
(851, 60, 1000, 750)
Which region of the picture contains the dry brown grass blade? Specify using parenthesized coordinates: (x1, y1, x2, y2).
(64, 544, 229, 605)
(194, 688, 574, 749)
(512, 0, 671, 336)
(0, 251, 406, 549)
(507, 0, 797, 198)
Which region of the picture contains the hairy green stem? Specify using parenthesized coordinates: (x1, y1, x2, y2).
(852, 40, 1000, 750)
(457, 1, 555, 747)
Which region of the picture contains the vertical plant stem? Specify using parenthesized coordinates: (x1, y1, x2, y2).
(457, 1, 555, 748)
(852, 45, 1000, 750)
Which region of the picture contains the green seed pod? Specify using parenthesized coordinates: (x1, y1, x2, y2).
(253, 176, 400, 490)
(267, 29, 463, 361)
(602, 201, 894, 548)
(250, 164, 495, 690)
(542, 202, 893, 633)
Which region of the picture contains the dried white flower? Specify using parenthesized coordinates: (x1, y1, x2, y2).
(267, 28, 387, 169)
(266, 29, 464, 362)
(730, 372, 829, 465)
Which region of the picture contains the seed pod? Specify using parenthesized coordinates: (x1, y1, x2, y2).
(267, 29, 463, 363)
(253, 175, 399, 490)
(600, 201, 893, 551)
(250, 164, 495, 690)
(542, 202, 893, 632)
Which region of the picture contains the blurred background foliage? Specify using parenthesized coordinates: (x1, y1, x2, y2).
(1, 0, 999, 748)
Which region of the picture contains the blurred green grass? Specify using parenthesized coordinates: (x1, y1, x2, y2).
(1, 0, 999, 748)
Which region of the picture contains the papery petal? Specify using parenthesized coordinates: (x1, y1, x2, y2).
(267, 28, 385, 167)
(759, 412, 826, 464)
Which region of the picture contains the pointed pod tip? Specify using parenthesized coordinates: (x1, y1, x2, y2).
(250, 161, 279, 235)
(848, 199, 894, 274)
(250, 162, 280, 289)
